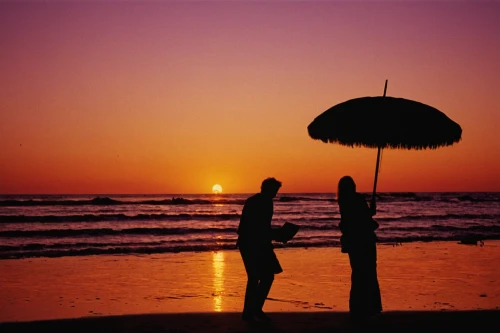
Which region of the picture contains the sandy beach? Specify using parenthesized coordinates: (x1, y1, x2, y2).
(1, 240, 499, 331)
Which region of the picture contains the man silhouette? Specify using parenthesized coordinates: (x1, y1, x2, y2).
(236, 177, 284, 322)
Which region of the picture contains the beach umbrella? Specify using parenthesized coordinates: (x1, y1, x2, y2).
(307, 80, 462, 202)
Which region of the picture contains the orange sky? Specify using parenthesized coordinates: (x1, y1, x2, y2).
(1, 1, 499, 194)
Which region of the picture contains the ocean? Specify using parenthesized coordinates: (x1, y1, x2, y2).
(0, 192, 499, 259)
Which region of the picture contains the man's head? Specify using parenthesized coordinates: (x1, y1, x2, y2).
(260, 177, 282, 199)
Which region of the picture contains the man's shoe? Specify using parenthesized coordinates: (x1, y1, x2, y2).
(242, 312, 255, 322)
(254, 310, 272, 322)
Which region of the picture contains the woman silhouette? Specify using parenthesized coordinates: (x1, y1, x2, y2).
(337, 175, 382, 320)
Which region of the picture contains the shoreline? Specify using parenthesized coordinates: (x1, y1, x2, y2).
(1, 240, 499, 324)
(0, 237, 494, 261)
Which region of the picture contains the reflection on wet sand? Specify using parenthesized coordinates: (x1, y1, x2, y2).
(212, 251, 225, 311)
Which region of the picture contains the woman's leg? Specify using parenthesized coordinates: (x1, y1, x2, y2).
(349, 248, 382, 317)
(368, 245, 382, 314)
(348, 252, 364, 316)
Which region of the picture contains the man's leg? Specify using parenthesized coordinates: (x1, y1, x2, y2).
(242, 275, 259, 319)
(240, 248, 259, 320)
(255, 274, 274, 314)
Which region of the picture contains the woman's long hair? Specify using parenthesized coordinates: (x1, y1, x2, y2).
(337, 176, 356, 203)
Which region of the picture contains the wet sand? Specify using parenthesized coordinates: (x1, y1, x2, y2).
(1, 240, 499, 331)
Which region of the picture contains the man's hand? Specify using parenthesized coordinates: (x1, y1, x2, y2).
(277, 233, 287, 244)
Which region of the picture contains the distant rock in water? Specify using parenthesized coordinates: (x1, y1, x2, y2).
(172, 197, 190, 204)
(458, 238, 484, 246)
(278, 196, 299, 202)
(458, 195, 475, 201)
(90, 197, 118, 205)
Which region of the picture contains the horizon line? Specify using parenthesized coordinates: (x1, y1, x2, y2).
(1, 191, 499, 196)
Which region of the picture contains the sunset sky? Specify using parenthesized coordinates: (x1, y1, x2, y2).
(1, 1, 499, 194)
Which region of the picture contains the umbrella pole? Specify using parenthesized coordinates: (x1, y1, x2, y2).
(372, 146, 381, 203)
(372, 80, 388, 204)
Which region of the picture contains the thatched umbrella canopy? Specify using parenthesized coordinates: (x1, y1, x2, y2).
(307, 96, 462, 150)
(307, 80, 462, 201)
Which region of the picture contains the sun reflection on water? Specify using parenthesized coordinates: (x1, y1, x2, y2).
(212, 251, 225, 312)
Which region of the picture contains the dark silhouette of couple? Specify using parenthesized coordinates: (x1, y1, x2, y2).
(236, 176, 382, 323)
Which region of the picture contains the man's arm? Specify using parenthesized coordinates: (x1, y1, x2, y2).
(270, 227, 284, 243)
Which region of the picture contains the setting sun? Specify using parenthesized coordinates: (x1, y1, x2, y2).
(212, 184, 223, 194)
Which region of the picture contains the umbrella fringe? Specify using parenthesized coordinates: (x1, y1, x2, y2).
(312, 137, 462, 150)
